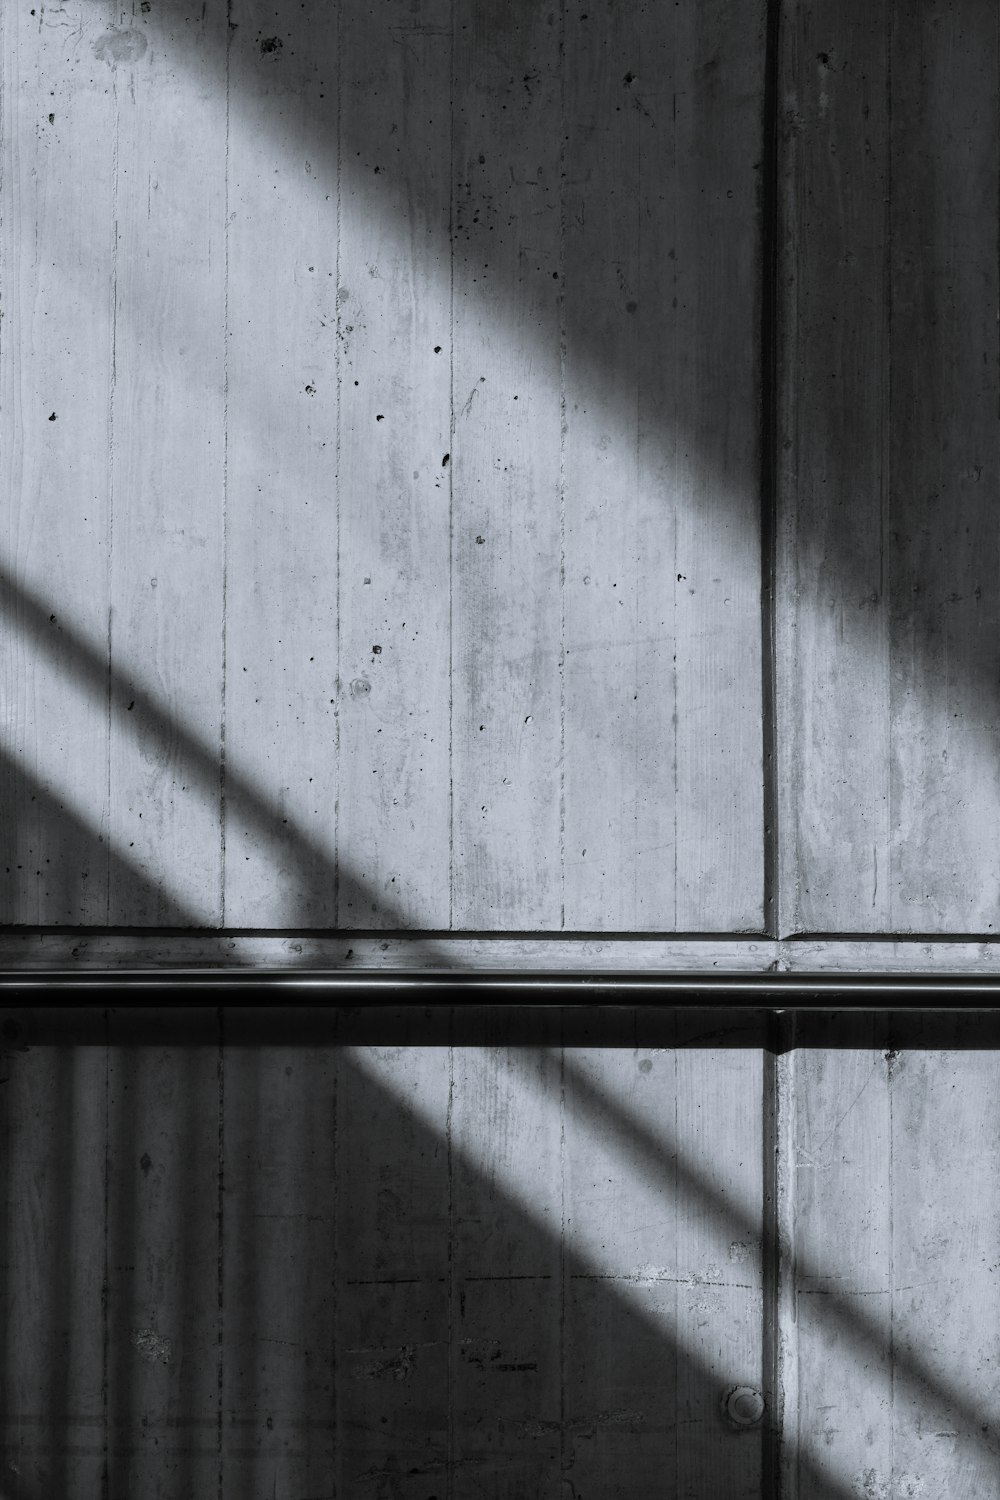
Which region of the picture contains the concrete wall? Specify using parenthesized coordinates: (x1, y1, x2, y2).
(0, 0, 763, 932)
(2, 1007, 998, 1499)
(775, 0, 1000, 934)
(4, 0, 995, 939)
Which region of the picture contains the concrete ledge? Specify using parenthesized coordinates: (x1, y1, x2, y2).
(2, 932, 1000, 976)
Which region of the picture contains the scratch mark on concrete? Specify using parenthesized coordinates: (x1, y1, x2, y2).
(812, 1063, 879, 1155)
(352, 1345, 415, 1380)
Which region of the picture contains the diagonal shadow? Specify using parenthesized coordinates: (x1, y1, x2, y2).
(5, 1013, 997, 1496)
(17, 0, 765, 933)
(20, 0, 995, 940)
(0, 565, 456, 953)
(0, 1025, 863, 1500)
(81, 0, 761, 570)
(161, 0, 758, 490)
(14, 1005, 1000, 1052)
(559, 1047, 1000, 1486)
(0, 736, 199, 926)
(774, 0, 1000, 933)
(72, 0, 1000, 940)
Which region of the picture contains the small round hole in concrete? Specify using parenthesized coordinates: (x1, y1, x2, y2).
(723, 1386, 764, 1428)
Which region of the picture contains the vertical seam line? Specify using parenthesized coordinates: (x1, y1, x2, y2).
(761, 1011, 787, 1499)
(106, 61, 120, 925)
(220, 0, 232, 926)
(883, 0, 894, 927)
(558, 1033, 567, 1488)
(558, 0, 567, 932)
(333, 0, 343, 925)
(216, 1010, 225, 1500)
(101, 1016, 110, 1500)
(447, 0, 456, 931)
(445, 1036, 455, 1498)
(760, 0, 781, 939)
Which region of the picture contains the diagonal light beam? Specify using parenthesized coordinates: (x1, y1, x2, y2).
(559, 1048, 1000, 1488)
(347, 1044, 864, 1500)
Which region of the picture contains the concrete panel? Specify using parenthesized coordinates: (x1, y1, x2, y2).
(777, 0, 1000, 933)
(222, 1046, 337, 1498)
(3, 1013, 1000, 1499)
(108, 8, 227, 923)
(1, 0, 766, 933)
(0, 0, 117, 922)
(0, 1044, 106, 1499)
(563, 0, 765, 930)
(103, 1042, 221, 1498)
(222, 0, 341, 924)
(449, 0, 566, 928)
(778, 1033, 1000, 1497)
(334, 0, 453, 930)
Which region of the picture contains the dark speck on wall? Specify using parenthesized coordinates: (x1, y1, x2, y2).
(442, 453, 450, 467)
(259, 35, 282, 54)
(376, 414, 384, 421)
(139, 1151, 152, 1175)
(372, 644, 382, 654)
(48, 412, 56, 421)
(475, 535, 485, 544)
